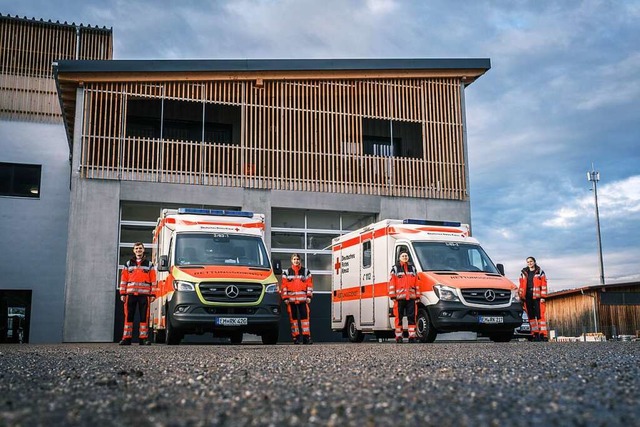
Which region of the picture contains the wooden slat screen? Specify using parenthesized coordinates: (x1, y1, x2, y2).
(80, 77, 467, 200)
(0, 15, 112, 122)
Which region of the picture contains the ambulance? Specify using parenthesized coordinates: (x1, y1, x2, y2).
(150, 208, 281, 345)
(331, 219, 523, 342)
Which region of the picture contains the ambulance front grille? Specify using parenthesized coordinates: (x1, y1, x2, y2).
(461, 288, 511, 305)
(198, 282, 263, 303)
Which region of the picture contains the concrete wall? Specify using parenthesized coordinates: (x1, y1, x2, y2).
(0, 120, 70, 343)
(63, 178, 120, 341)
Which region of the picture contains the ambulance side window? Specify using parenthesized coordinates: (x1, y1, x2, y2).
(362, 240, 372, 268)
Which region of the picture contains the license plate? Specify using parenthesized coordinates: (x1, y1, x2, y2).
(479, 316, 504, 324)
(216, 317, 248, 326)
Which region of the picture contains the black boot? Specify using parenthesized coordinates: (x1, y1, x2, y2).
(119, 339, 131, 346)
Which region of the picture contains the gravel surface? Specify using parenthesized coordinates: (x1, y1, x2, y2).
(0, 341, 638, 426)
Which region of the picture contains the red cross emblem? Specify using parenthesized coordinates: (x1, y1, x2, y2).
(334, 257, 341, 274)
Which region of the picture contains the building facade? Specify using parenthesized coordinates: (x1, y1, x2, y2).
(53, 58, 490, 342)
(0, 15, 112, 343)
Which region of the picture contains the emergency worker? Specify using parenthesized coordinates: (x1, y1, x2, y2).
(519, 256, 548, 341)
(119, 242, 157, 345)
(389, 251, 420, 343)
(281, 253, 313, 344)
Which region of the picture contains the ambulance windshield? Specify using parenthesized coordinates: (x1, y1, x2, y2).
(174, 233, 271, 268)
(412, 242, 500, 273)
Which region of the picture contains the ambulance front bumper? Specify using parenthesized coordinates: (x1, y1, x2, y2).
(168, 290, 281, 334)
(426, 301, 523, 333)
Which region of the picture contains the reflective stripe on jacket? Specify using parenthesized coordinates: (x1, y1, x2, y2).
(282, 266, 313, 304)
(389, 263, 419, 300)
(119, 258, 158, 296)
(519, 266, 547, 300)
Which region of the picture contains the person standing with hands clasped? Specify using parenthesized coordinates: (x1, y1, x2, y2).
(119, 242, 157, 345)
(389, 251, 420, 343)
(281, 253, 314, 344)
(519, 256, 548, 341)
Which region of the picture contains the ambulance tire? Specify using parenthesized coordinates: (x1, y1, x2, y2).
(261, 326, 279, 345)
(416, 309, 437, 343)
(165, 310, 183, 345)
(346, 317, 365, 343)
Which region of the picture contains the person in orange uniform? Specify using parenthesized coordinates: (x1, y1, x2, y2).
(119, 242, 157, 345)
(281, 253, 313, 344)
(519, 256, 548, 341)
(389, 251, 420, 343)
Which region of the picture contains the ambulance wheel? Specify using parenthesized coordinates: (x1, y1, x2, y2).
(261, 326, 279, 345)
(165, 311, 183, 345)
(347, 317, 365, 343)
(416, 309, 437, 343)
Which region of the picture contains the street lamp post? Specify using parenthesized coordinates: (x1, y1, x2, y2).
(587, 166, 605, 286)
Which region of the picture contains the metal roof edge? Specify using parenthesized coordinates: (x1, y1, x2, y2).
(53, 58, 491, 74)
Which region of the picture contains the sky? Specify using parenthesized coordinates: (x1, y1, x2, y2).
(4, 0, 639, 292)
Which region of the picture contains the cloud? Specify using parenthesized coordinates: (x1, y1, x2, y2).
(543, 175, 640, 228)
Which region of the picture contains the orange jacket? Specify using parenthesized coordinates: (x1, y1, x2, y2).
(519, 266, 547, 300)
(119, 258, 157, 297)
(281, 266, 313, 304)
(389, 262, 419, 300)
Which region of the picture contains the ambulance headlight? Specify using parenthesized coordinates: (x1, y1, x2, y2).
(511, 291, 521, 303)
(434, 284, 460, 302)
(265, 283, 278, 293)
(174, 280, 195, 291)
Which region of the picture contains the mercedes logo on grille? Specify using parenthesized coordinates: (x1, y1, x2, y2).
(484, 289, 496, 302)
(225, 285, 240, 299)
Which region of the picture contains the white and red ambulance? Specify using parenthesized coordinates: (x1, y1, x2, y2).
(331, 219, 522, 342)
(151, 208, 281, 345)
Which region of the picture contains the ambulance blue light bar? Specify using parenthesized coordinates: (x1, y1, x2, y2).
(403, 219, 461, 227)
(177, 208, 254, 218)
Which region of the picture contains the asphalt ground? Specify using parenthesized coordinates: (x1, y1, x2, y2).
(0, 341, 638, 427)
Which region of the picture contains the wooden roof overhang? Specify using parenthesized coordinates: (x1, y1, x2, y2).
(53, 58, 490, 150)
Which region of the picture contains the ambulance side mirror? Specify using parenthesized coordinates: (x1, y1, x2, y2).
(273, 259, 282, 275)
(158, 255, 169, 272)
(497, 263, 505, 276)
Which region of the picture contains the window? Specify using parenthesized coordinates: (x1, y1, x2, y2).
(0, 162, 41, 198)
(125, 98, 241, 145)
(126, 98, 162, 139)
(362, 118, 423, 159)
(362, 241, 372, 268)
